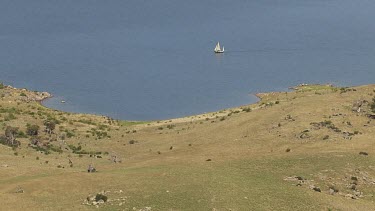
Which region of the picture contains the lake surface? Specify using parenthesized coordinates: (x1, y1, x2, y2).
(1, 0, 375, 120)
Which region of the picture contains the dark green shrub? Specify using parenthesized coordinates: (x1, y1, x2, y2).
(26, 124, 39, 136)
(242, 107, 251, 112)
(95, 194, 108, 202)
(371, 97, 375, 113)
(129, 140, 136, 144)
(16, 131, 28, 138)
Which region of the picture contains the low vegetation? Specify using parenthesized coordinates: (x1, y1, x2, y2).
(0, 83, 375, 210)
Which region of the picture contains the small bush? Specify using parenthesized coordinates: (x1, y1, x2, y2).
(359, 151, 368, 156)
(129, 140, 136, 144)
(323, 135, 329, 140)
(370, 97, 375, 113)
(95, 194, 108, 202)
(329, 185, 339, 193)
(286, 148, 291, 152)
(26, 124, 40, 136)
(242, 107, 252, 112)
(19, 93, 27, 97)
(166, 124, 175, 129)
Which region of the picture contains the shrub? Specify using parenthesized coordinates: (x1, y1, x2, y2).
(4, 113, 16, 121)
(329, 185, 339, 193)
(166, 124, 175, 129)
(128, 140, 136, 144)
(26, 124, 39, 136)
(242, 107, 251, 112)
(16, 131, 28, 138)
(371, 97, 375, 113)
(19, 93, 27, 97)
(323, 135, 329, 140)
(95, 194, 108, 202)
(0, 83, 4, 89)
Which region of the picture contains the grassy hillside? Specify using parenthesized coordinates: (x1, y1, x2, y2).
(0, 83, 375, 210)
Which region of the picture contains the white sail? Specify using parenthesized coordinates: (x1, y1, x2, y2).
(214, 41, 224, 53)
(214, 42, 221, 51)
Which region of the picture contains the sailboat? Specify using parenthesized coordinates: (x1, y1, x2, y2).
(214, 42, 225, 53)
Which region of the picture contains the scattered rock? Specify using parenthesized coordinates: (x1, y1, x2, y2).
(354, 191, 363, 198)
(345, 194, 357, 199)
(15, 186, 24, 193)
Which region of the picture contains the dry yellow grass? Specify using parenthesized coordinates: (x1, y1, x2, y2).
(0, 84, 375, 210)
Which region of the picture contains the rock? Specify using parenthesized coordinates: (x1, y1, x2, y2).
(15, 186, 24, 193)
(345, 194, 357, 199)
(2, 164, 9, 167)
(354, 191, 363, 197)
(329, 189, 335, 195)
(98, 199, 105, 204)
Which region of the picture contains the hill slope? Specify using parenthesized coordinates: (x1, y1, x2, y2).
(0, 83, 375, 210)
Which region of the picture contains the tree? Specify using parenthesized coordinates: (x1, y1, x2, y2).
(2, 126, 21, 147)
(26, 124, 39, 136)
(44, 120, 56, 134)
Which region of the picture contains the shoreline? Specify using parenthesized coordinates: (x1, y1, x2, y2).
(0, 82, 347, 124)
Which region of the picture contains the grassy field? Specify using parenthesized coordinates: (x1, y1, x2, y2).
(0, 83, 375, 210)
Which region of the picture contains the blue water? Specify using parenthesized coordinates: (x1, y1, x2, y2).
(1, 0, 375, 120)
